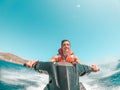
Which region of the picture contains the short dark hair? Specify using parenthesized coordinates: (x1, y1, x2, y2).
(61, 39, 71, 46)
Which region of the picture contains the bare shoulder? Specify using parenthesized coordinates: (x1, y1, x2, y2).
(52, 55, 59, 59)
(73, 55, 79, 59)
(73, 55, 82, 64)
(49, 55, 59, 62)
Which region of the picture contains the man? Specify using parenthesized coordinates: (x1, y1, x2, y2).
(26, 40, 99, 71)
(25, 39, 99, 90)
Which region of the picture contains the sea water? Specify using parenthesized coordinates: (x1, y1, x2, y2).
(0, 60, 120, 90)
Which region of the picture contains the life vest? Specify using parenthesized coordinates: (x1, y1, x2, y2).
(57, 48, 75, 63)
(57, 54, 75, 63)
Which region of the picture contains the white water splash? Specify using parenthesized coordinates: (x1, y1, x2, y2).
(0, 60, 120, 90)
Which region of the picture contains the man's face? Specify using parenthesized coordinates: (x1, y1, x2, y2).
(61, 41, 70, 52)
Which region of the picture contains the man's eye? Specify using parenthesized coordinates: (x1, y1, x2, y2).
(63, 44, 70, 46)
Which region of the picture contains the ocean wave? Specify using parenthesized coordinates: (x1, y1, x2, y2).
(0, 59, 120, 90)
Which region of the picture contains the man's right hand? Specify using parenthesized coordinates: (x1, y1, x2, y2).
(25, 60, 37, 68)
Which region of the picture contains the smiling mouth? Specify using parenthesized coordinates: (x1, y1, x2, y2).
(64, 48, 69, 51)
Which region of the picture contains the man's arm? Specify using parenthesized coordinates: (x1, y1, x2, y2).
(77, 64, 100, 76)
(25, 55, 58, 68)
(25, 60, 52, 74)
(74, 55, 100, 72)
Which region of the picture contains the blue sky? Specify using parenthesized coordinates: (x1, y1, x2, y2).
(0, 0, 120, 64)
